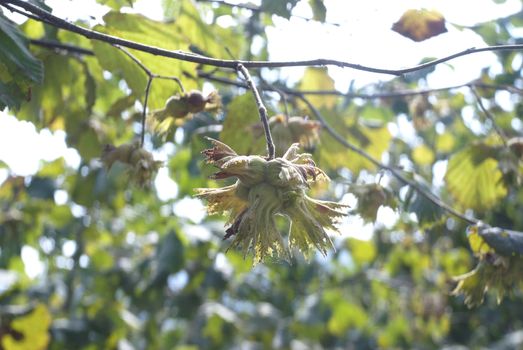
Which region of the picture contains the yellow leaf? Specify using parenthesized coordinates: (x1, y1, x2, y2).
(348, 238, 377, 265)
(2, 304, 51, 350)
(298, 67, 337, 109)
(445, 144, 506, 211)
(467, 225, 493, 256)
(436, 132, 455, 153)
(220, 94, 265, 155)
(412, 144, 435, 166)
(319, 121, 391, 174)
(392, 9, 447, 42)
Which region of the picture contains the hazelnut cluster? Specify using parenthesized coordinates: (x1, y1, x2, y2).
(101, 143, 162, 187)
(196, 138, 347, 264)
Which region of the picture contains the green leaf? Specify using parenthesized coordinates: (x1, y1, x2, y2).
(261, 0, 299, 19)
(0, 14, 43, 109)
(91, 41, 148, 98)
(174, 0, 242, 58)
(0, 15, 42, 83)
(97, 0, 135, 10)
(26, 177, 55, 200)
(156, 231, 185, 275)
(445, 144, 507, 211)
(90, 249, 114, 270)
(92, 12, 196, 109)
(220, 93, 265, 155)
(478, 226, 523, 256)
(319, 119, 391, 174)
(359, 104, 395, 123)
(309, 0, 326, 22)
(403, 175, 444, 228)
(347, 238, 377, 266)
(16, 54, 90, 131)
(48, 205, 73, 228)
(144, 231, 185, 290)
(378, 315, 412, 347)
(327, 300, 368, 335)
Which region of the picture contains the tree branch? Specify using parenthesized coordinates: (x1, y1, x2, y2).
(26, 38, 523, 100)
(298, 94, 479, 226)
(29, 38, 95, 56)
(236, 64, 275, 159)
(196, 70, 523, 100)
(5, 0, 523, 76)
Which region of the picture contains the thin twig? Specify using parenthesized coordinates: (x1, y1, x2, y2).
(469, 86, 509, 147)
(197, 71, 523, 99)
(2, 2, 47, 22)
(5, 0, 523, 76)
(154, 75, 185, 92)
(27, 37, 523, 99)
(29, 39, 95, 56)
(298, 94, 479, 226)
(236, 64, 275, 159)
(115, 46, 185, 91)
(142, 78, 153, 147)
(115, 46, 153, 147)
(116, 45, 152, 75)
(115, 45, 186, 145)
(255, 72, 291, 121)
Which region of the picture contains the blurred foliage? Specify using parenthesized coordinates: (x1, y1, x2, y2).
(1, 0, 523, 349)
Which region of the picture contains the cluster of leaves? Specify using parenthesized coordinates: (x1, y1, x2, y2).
(1, 0, 523, 349)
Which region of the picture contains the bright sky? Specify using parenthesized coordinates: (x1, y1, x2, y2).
(1, 0, 521, 275)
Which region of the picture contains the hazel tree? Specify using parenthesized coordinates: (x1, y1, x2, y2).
(1, 0, 523, 348)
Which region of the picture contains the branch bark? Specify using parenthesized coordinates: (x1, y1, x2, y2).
(236, 64, 275, 159)
(4, 0, 523, 76)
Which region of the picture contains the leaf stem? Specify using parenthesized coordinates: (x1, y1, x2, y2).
(115, 45, 185, 146)
(236, 64, 275, 159)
